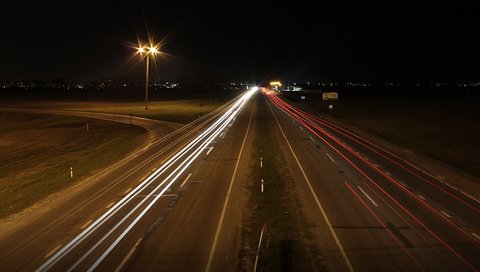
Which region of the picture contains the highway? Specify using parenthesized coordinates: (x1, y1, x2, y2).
(0, 88, 256, 271)
(1, 87, 479, 271)
(264, 89, 480, 271)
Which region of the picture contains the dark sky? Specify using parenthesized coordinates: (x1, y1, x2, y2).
(1, 1, 479, 83)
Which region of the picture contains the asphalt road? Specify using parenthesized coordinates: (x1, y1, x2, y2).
(0, 90, 255, 272)
(265, 90, 480, 271)
(1, 88, 479, 271)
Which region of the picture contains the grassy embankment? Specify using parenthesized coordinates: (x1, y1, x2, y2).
(61, 100, 225, 124)
(0, 112, 147, 219)
(240, 100, 326, 271)
(0, 99, 229, 219)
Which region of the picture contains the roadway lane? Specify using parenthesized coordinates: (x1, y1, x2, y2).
(0, 91, 253, 271)
(265, 90, 480, 271)
(124, 95, 256, 272)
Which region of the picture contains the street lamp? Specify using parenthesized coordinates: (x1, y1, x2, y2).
(137, 45, 159, 110)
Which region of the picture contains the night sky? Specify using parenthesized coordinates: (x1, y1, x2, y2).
(1, 1, 479, 83)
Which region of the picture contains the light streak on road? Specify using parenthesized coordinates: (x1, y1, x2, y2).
(36, 87, 257, 272)
(344, 182, 427, 272)
(268, 92, 480, 244)
(265, 91, 480, 271)
(275, 93, 480, 214)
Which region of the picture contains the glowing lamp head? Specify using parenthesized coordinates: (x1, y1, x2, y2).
(149, 47, 159, 54)
(137, 47, 146, 53)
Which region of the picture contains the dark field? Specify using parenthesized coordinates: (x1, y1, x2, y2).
(0, 86, 245, 218)
(281, 86, 480, 179)
(0, 112, 147, 219)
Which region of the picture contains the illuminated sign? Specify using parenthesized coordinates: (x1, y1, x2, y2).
(322, 92, 338, 100)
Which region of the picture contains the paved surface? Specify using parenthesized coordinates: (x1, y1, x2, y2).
(265, 90, 480, 271)
(1, 89, 479, 271)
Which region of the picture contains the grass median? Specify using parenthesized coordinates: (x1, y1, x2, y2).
(239, 100, 326, 271)
(0, 112, 147, 219)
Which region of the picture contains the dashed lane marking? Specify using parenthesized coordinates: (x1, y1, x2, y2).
(357, 185, 379, 207)
(44, 244, 62, 259)
(326, 153, 335, 162)
(106, 202, 115, 209)
(441, 211, 452, 218)
(180, 173, 193, 188)
(81, 219, 93, 230)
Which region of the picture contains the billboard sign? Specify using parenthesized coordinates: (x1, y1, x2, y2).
(322, 92, 338, 100)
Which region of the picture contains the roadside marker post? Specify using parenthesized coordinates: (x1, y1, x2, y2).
(70, 167, 73, 178)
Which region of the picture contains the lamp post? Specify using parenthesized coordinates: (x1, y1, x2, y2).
(137, 45, 159, 110)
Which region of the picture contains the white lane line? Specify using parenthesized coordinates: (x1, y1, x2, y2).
(448, 184, 459, 191)
(357, 186, 378, 207)
(260, 158, 263, 168)
(106, 202, 115, 209)
(253, 226, 265, 272)
(460, 191, 480, 204)
(326, 153, 335, 162)
(385, 171, 392, 177)
(268, 102, 354, 272)
(418, 194, 427, 201)
(180, 173, 193, 188)
(373, 163, 379, 168)
(398, 181, 408, 188)
(441, 211, 452, 218)
(205, 146, 214, 156)
(471, 232, 480, 241)
(124, 187, 132, 195)
(81, 219, 93, 230)
(114, 238, 142, 272)
(161, 194, 178, 197)
(44, 244, 62, 259)
(38, 90, 257, 272)
(205, 101, 255, 272)
(309, 136, 315, 142)
(88, 99, 250, 272)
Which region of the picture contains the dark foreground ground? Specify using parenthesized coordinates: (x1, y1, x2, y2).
(281, 86, 480, 179)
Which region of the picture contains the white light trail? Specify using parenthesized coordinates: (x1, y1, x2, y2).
(37, 87, 257, 272)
